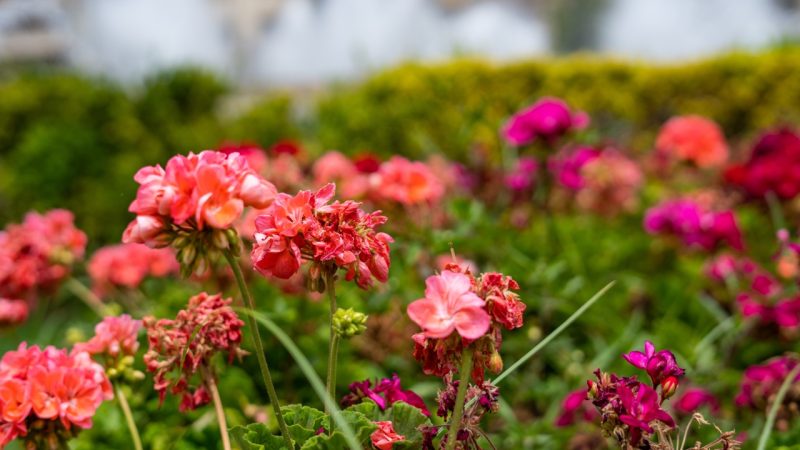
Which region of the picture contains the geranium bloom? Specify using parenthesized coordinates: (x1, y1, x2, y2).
(644, 198, 743, 251)
(123, 150, 277, 248)
(673, 388, 720, 415)
(736, 356, 800, 410)
(502, 97, 589, 146)
(74, 315, 142, 358)
(623, 341, 685, 387)
(0, 343, 113, 447)
(504, 157, 539, 193)
(341, 374, 430, 416)
(0, 299, 28, 326)
(371, 421, 405, 450)
(0, 209, 87, 301)
(575, 150, 643, 215)
(143, 292, 246, 411)
(88, 243, 178, 297)
(407, 271, 489, 340)
(312, 151, 370, 199)
(217, 141, 269, 173)
(725, 128, 800, 200)
(549, 147, 600, 190)
(251, 183, 393, 289)
(656, 115, 728, 168)
(618, 383, 675, 445)
(555, 389, 598, 427)
(373, 156, 445, 206)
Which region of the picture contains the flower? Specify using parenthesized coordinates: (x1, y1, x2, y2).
(88, 244, 178, 297)
(251, 183, 393, 289)
(373, 156, 445, 206)
(504, 157, 539, 193)
(74, 315, 142, 358)
(574, 149, 643, 215)
(550, 146, 600, 190)
(312, 151, 370, 199)
(143, 292, 246, 411)
(643, 198, 743, 251)
(725, 128, 800, 200)
(673, 388, 720, 415)
(622, 341, 685, 387)
(502, 97, 589, 146)
(656, 115, 729, 168)
(618, 383, 675, 445)
(371, 421, 405, 450)
(736, 356, 800, 410)
(555, 389, 598, 427)
(0, 299, 28, 327)
(341, 374, 430, 416)
(407, 271, 490, 340)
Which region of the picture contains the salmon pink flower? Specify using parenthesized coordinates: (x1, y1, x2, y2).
(0, 299, 28, 326)
(312, 151, 370, 199)
(75, 315, 142, 358)
(656, 115, 728, 168)
(373, 156, 445, 206)
(623, 341, 685, 387)
(371, 421, 405, 450)
(88, 244, 178, 297)
(502, 97, 589, 146)
(575, 149, 644, 215)
(407, 271, 489, 340)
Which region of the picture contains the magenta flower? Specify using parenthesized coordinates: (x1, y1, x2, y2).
(549, 146, 600, 190)
(341, 374, 429, 416)
(673, 388, 720, 415)
(406, 270, 490, 340)
(623, 341, 685, 387)
(618, 383, 675, 445)
(554, 389, 598, 427)
(736, 356, 800, 409)
(502, 97, 589, 146)
(504, 157, 539, 192)
(644, 198, 744, 251)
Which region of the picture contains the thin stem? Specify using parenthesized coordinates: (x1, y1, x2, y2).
(445, 348, 474, 450)
(65, 277, 110, 317)
(115, 384, 144, 450)
(223, 251, 293, 449)
(756, 363, 800, 450)
(204, 367, 232, 450)
(325, 269, 339, 435)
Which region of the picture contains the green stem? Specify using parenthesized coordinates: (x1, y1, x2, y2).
(757, 363, 800, 450)
(223, 251, 293, 449)
(325, 270, 339, 434)
(65, 277, 111, 317)
(445, 348, 474, 450)
(204, 367, 232, 450)
(115, 384, 143, 450)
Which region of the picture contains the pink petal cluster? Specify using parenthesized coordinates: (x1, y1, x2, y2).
(312, 151, 372, 199)
(0, 299, 28, 327)
(502, 97, 589, 146)
(88, 243, 178, 297)
(123, 150, 277, 247)
(251, 183, 393, 289)
(554, 389, 599, 427)
(143, 292, 246, 411)
(550, 146, 600, 190)
(504, 157, 539, 193)
(341, 373, 430, 416)
(0, 209, 87, 301)
(623, 341, 685, 387)
(725, 128, 800, 200)
(370, 421, 405, 450)
(373, 156, 445, 206)
(655, 115, 729, 168)
(74, 315, 142, 358)
(704, 253, 762, 283)
(644, 198, 744, 251)
(673, 388, 720, 416)
(0, 343, 113, 446)
(409, 265, 525, 382)
(574, 149, 643, 215)
(736, 356, 800, 409)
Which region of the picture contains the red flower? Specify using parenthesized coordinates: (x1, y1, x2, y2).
(370, 421, 405, 450)
(0, 299, 28, 327)
(726, 129, 800, 200)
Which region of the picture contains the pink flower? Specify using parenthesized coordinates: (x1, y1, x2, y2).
(312, 151, 370, 199)
(373, 156, 445, 206)
(143, 292, 246, 411)
(623, 341, 685, 387)
(74, 315, 142, 358)
(656, 115, 728, 168)
(88, 244, 178, 297)
(504, 157, 539, 192)
(673, 388, 720, 415)
(341, 374, 430, 416)
(644, 198, 743, 251)
(217, 141, 269, 173)
(618, 383, 675, 445)
(575, 150, 643, 215)
(370, 421, 405, 450)
(502, 97, 589, 146)
(407, 271, 490, 340)
(555, 389, 598, 427)
(549, 147, 600, 190)
(736, 356, 800, 409)
(0, 299, 28, 326)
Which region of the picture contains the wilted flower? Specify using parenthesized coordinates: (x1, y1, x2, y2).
(143, 292, 246, 411)
(341, 373, 430, 416)
(617, 383, 675, 445)
(0, 299, 28, 327)
(644, 198, 743, 251)
(656, 115, 729, 168)
(88, 244, 178, 297)
(502, 97, 589, 146)
(371, 421, 405, 450)
(251, 183, 393, 290)
(725, 128, 800, 200)
(427, 377, 500, 449)
(623, 341, 685, 387)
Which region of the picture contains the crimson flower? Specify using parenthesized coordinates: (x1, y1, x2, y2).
(618, 383, 675, 445)
(341, 374, 429, 416)
(623, 341, 685, 387)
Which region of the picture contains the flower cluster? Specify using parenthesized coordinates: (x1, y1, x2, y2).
(407, 266, 525, 382)
(421, 377, 499, 449)
(0, 209, 87, 302)
(736, 355, 800, 417)
(341, 373, 430, 416)
(88, 243, 178, 297)
(76, 315, 141, 358)
(644, 198, 743, 252)
(143, 292, 246, 411)
(123, 150, 277, 273)
(251, 183, 393, 289)
(502, 97, 589, 146)
(655, 115, 729, 168)
(0, 343, 113, 447)
(371, 420, 405, 450)
(726, 128, 800, 200)
(0, 299, 28, 327)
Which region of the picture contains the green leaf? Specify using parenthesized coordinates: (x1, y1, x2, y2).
(282, 404, 327, 444)
(383, 402, 430, 448)
(300, 410, 378, 449)
(344, 401, 382, 420)
(230, 423, 290, 450)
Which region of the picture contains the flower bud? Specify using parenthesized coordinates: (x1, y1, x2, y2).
(332, 308, 368, 339)
(587, 380, 598, 399)
(212, 229, 230, 250)
(488, 350, 503, 373)
(661, 376, 679, 400)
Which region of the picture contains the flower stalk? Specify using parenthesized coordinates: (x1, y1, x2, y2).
(203, 367, 232, 450)
(115, 384, 143, 450)
(445, 348, 474, 450)
(325, 268, 339, 434)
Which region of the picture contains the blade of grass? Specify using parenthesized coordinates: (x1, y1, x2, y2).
(493, 280, 616, 385)
(238, 308, 362, 450)
(756, 363, 800, 450)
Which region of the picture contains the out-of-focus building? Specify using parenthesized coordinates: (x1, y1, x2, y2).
(0, 0, 70, 63)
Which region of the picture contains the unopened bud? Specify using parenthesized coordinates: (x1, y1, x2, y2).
(587, 380, 598, 398)
(660, 376, 679, 400)
(488, 350, 503, 373)
(179, 246, 197, 267)
(332, 308, 368, 338)
(212, 230, 230, 250)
